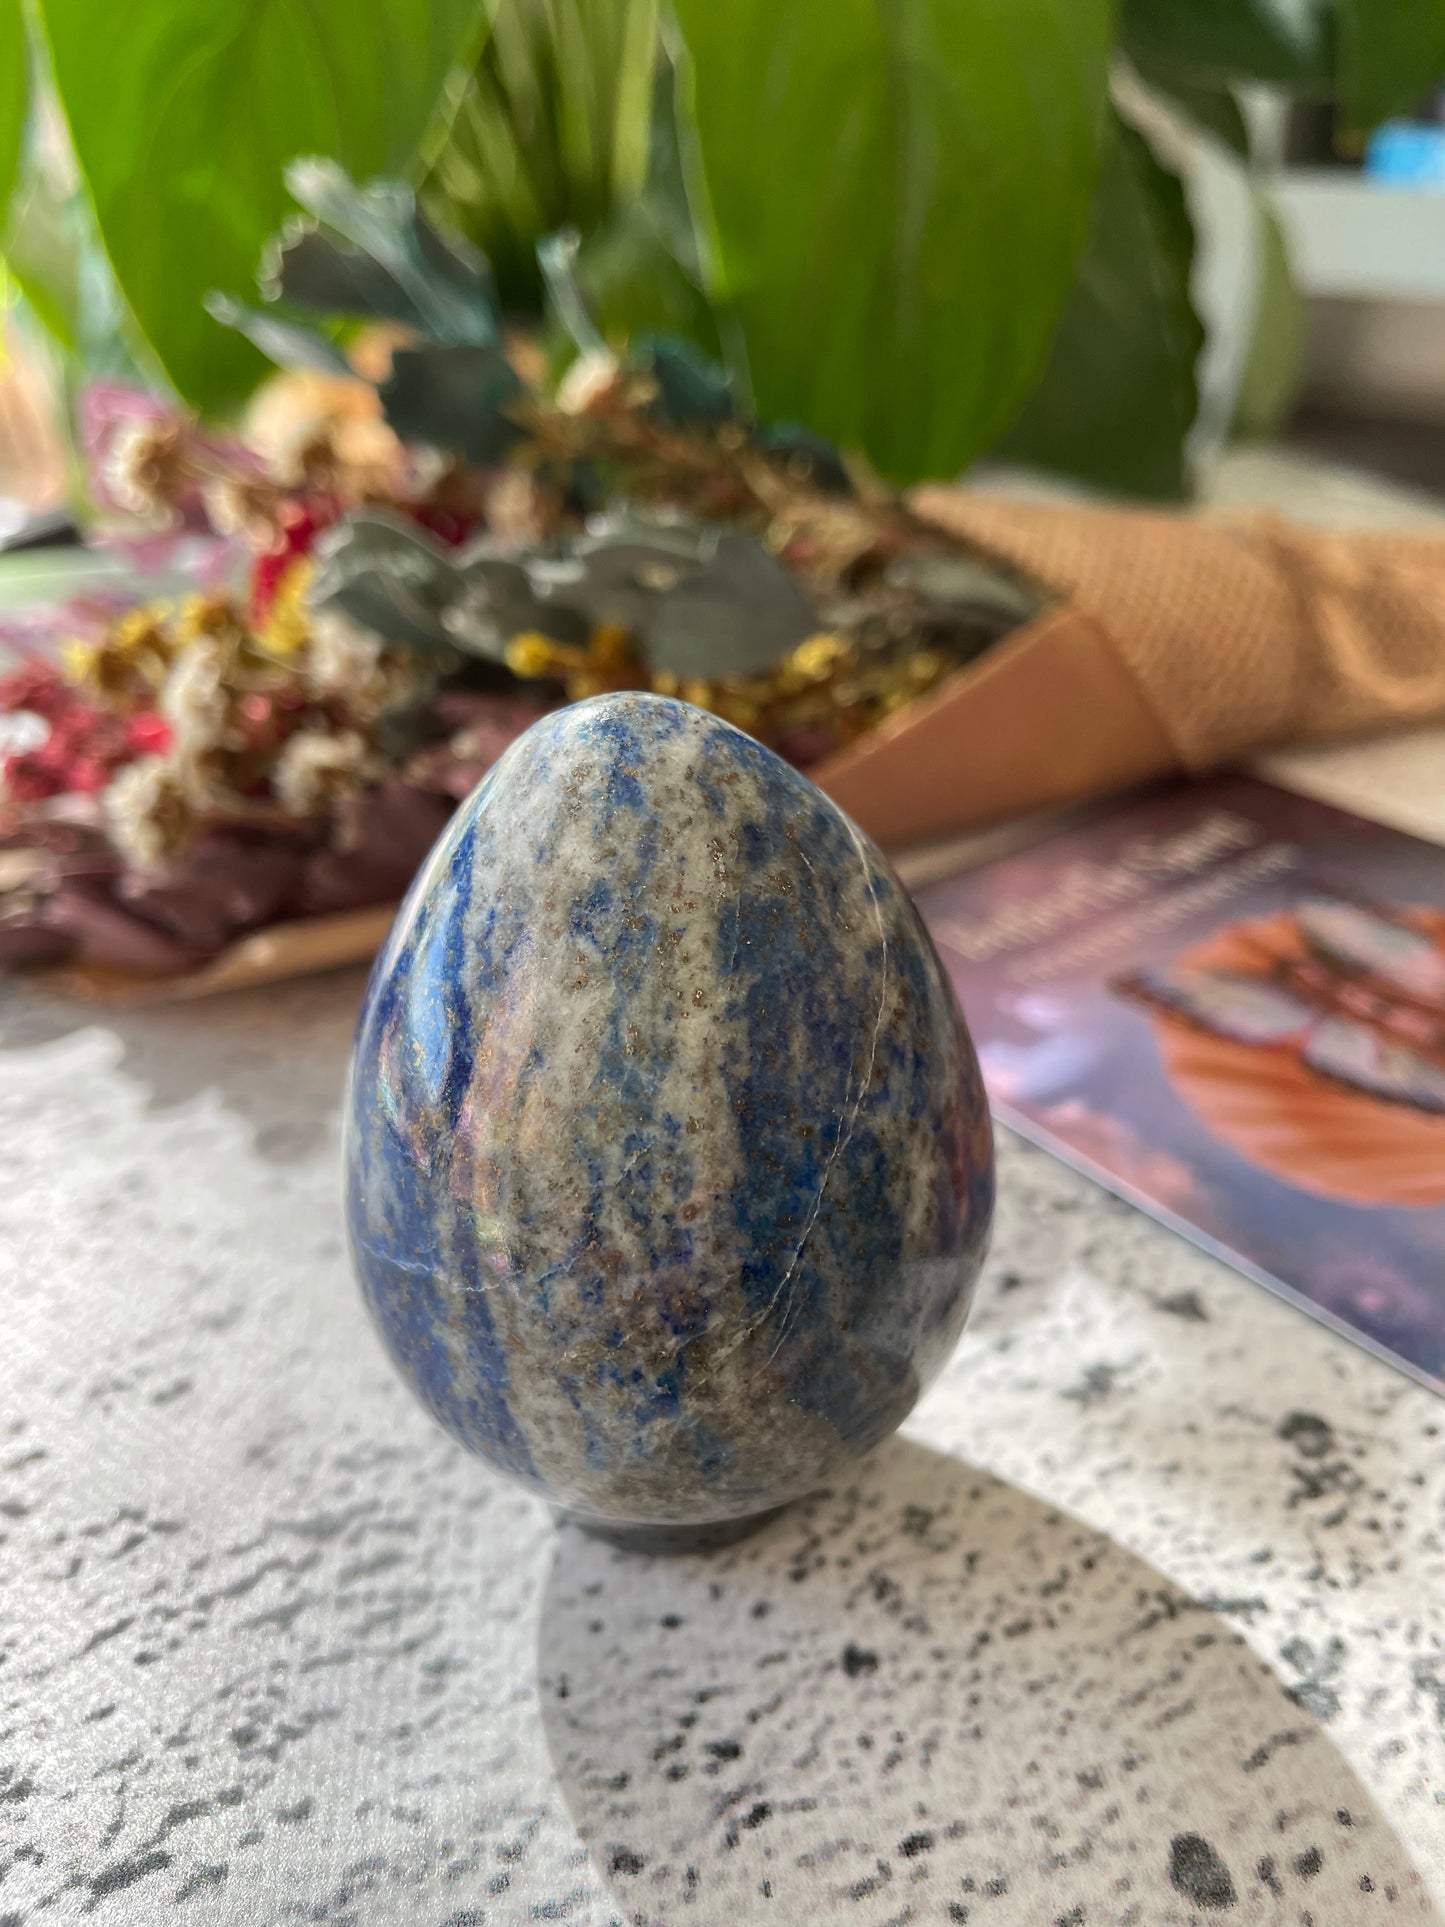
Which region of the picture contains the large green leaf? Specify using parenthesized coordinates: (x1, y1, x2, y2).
(36, 0, 486, 412)
(669, 0, 1116, 484)
(1119, 0, 1334, 87)
(992, 115, 1204, 500)
(0, 0, 23, 223)
(1339, 0, 1445, 130)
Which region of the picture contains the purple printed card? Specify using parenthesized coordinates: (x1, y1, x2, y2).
(913, 775, 1445, 1393)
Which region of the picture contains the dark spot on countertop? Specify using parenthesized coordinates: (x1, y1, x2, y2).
(898, 1829, 934, 1857)
(1278, 1412, 1335, 1459)
(1294, 1845, 1324, 1879)
(1156, 1289, 1209, 1321)
(173, 1863, 228, 1903)
(607, 1845, 647, 1876)
(1168, 1832, 1237, 1909)
(87, 1848, 172, 1904)
(1062, 1361, 1133, 1407)
(842, 1642, 878, 1677)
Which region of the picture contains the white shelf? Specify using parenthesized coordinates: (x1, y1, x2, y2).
(1270, 170, 1445, 301)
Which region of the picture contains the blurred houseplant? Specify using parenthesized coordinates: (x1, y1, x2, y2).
(3, 0, 1443, 504)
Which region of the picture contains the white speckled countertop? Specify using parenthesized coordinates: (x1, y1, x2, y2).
(2, 455, 1443, 1926)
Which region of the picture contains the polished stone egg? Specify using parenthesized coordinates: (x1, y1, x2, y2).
(345, 693, 993, 1536)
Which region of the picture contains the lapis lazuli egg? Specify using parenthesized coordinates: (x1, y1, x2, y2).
(345, 693, 993, 1531)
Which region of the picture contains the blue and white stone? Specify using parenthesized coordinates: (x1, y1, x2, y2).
(345, 693, 993, 1529)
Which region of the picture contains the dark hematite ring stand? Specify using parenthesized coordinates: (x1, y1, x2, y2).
(345, 693, 995, 1545)
(555, 1508, 792, 1554)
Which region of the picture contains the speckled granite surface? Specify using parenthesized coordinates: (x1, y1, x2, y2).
(1, 952, 1442, 1926)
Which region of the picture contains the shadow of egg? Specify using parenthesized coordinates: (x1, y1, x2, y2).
(538, 1438, 1434, 1925)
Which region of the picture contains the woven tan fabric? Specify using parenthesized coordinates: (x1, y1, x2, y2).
(911, 488, 1445, 770)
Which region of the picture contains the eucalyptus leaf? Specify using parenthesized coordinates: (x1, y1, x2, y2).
(755, 421, 852, 495)
(992, 115, 1204, 502)
(446, 556, 590, 656)
(882, 552, 1040, 627)
(36, 0, 487, 408)
(1119, 0, 1335, 87)
(670, 0, 1115, 483)
(276, 159, 500, 345)
(648, 529, 817, 678)
(1338, 0, 1445, 131)
(379, 344, 525, 465)
(544, 508, 711, 633)
(204, 294, 352, 376)
(631, 332, 733, 426)
(538, 227, 606, 354)
(311, 512, 479, 654)
(311, 512, 578, 661)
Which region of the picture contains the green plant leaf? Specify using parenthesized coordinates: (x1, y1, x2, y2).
(1338, 0, 1445, 130)
(423, 0, 659, 313)
(0, 0, 24, 223)
(992, 114, 1204, 500)
(1119, 0, 1334, 87)
(36, 0, 487, 411)
(669, 0, 1116, 484)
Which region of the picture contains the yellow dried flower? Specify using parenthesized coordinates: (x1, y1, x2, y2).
(175, 592, 243, 646)
(61, 638, 100, 684)
(790, 633, 852, 683)
(715, 691, 762, 732)
(258, 557, 315, 658)
(589, 622, 633, 670)
(506, 631, 586, 680)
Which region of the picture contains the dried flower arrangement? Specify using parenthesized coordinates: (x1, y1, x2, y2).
(0, 164, 1041, 994)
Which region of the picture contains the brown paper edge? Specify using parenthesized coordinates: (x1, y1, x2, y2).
(809, 602, 1178, 848)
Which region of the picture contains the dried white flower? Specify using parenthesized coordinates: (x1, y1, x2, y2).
(557, 349, 623, 417)
(274, 728, 373, 817)
(306, 610, 383, 696)
(104, 757, 193, 867)
(159, 639, 229, 760)
(100, 418, 180, 524)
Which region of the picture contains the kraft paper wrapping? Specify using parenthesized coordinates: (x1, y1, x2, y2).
(816, 487, 1445, 846)
(38, 489, 1445, 1001)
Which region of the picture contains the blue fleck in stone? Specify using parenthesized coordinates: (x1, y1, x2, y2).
(345, 693, 993, 1529)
